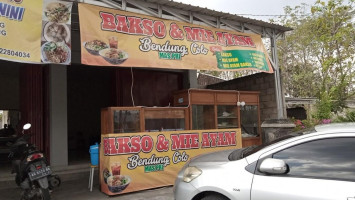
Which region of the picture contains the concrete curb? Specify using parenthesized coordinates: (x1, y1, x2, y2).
(0, 164, 97, 189)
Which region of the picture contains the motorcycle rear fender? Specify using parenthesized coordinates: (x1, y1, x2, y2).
(37, 177, 49, 189)
(20, 178, 30, 189)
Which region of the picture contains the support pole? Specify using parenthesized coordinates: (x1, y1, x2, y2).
(270, 31, 285, 119)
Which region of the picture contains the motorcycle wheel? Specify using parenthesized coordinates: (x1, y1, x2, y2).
(35, 188, 51, 200)
(20, 188, 50, 200)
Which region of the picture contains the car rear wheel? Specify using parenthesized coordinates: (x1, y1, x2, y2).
(201, 193, 229, 200)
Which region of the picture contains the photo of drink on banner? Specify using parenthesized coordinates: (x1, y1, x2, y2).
(102, 161, 131, 194)
(83, 36, 129, 65)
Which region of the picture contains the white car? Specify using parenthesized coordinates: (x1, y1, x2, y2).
(174, 123, 355, 200)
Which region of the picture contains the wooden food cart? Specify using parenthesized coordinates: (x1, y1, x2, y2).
(100, 89, 261, 195)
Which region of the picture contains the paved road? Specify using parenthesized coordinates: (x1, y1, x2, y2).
(0, 178, 174, 200)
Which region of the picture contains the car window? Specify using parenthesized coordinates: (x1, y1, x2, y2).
(272, 137, 355, 182)
(243, 127, 316, 157)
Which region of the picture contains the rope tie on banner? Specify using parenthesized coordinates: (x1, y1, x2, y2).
(131, 67, 135, 107)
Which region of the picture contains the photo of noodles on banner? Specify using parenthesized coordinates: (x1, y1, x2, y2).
(78, 3, 273, 73)
(100, 129, 242, 195)
(41, 0, 73, 64)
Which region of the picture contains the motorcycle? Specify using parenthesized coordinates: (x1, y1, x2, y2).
(8, 123, 61, 200)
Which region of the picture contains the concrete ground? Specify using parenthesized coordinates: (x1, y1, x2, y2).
(0, 180, 174, 200)
(0, 181, 174, 200)
(0, 164, 174, 200)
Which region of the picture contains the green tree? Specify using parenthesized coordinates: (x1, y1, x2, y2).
(335, 110, 355, 122)
(277, 0, 355, 117)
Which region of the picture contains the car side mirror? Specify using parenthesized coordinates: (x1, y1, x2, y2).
(259, 158, 288, 175)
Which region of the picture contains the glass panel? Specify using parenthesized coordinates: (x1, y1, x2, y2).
(273, 138, 355, 181)
(144, 109, 185, 132)
(240, 105, 259, 137)
(113, 110, 140, 133)
(192, 105, 215, 130)
(217, 105, 238, 129)
(145, 118, 185, 132)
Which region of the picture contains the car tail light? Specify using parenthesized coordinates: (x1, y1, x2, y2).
(27, 153, 43, 162)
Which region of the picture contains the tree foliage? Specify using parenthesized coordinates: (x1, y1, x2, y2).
(335, 110, 355, 122)
(277, 0, 355, 116)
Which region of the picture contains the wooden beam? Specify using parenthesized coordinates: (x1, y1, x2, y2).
(158, 5, 162, 18)
(193, 13, 217, 28)
(162, 6, 190, 23)
(126, 0, 159, 17)
(122, 0, 127, 10)
(99, 0, 122, 9)
(189, 11, 193, 23)
(220, 19, 243, 32)
(243, 24, 263, 35)
(217, 17, 221, 28)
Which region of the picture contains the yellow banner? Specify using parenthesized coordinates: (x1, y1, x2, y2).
(79, 3, 273, 73)
(0, 0, 72, 64)
(0, 0, 42, 62)
(100, 129, 242, 195)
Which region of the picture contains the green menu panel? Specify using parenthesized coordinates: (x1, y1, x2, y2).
(216, 50, 269, 71)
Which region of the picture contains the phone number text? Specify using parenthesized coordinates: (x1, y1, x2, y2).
(0, 48, 30, 58)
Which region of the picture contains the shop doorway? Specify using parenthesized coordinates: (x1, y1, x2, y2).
(67, 66, 184, 164)
(0, 62, 20, 168)
(0, 62, 49, 170)
(67, 65, 113, 164)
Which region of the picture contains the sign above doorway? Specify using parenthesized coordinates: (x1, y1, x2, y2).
(79, 3, 273, 73)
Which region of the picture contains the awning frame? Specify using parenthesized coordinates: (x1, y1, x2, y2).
(77, 0, 290, 119)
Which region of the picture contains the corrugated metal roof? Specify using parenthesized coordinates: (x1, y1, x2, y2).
(145, 0, 292, 32)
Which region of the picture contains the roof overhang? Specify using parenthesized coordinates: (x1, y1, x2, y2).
(77, 0, 292, 38)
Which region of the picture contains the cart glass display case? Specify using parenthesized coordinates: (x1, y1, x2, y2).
(240, 105, 259, 137)
(173, 89, 261, 147)
(217, 105, 238, 129)
(144, 108, 187, 132)
(113, 109, 140, 133)
(101, 107, 189, 134)
(191, 105, 215, 130)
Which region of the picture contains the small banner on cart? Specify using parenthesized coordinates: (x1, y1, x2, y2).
(100, 129, 242, 195)
(0, 0, 72, 64)
(78, 3, 273, 73)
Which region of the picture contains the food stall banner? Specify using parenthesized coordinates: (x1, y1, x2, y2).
(79, 3, 273, 73)
(100, 129, 242, 195)
(0, 0, 72, 64)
